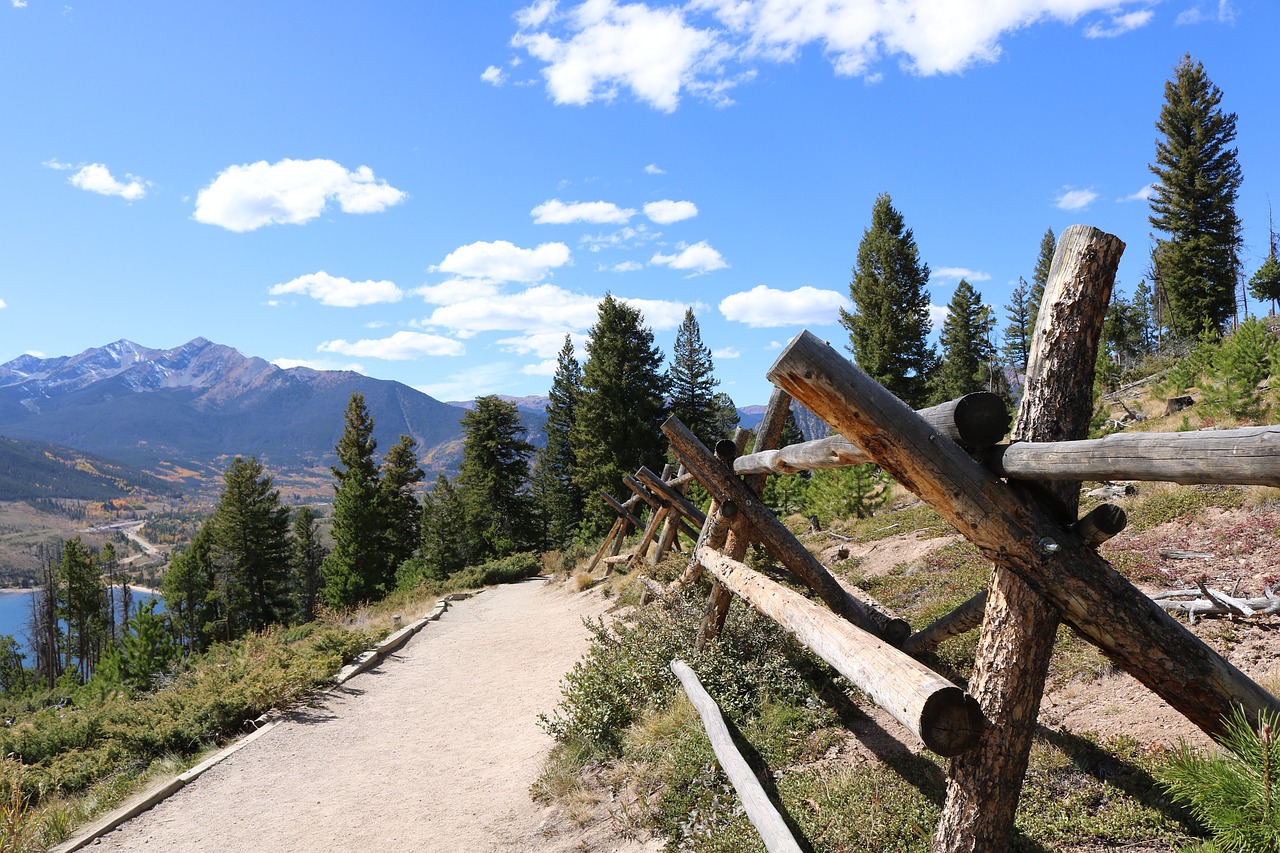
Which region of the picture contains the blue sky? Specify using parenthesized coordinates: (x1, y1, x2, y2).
(1, 0, 1275, 407)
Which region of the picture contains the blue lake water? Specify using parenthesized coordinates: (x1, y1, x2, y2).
(0, 589, 162, 657)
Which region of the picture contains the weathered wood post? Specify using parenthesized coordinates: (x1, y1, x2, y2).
(933, 224, 1121, 852)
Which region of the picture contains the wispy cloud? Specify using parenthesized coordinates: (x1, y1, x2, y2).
(433, 240, 571, 282)
(644, 199, 698, 224)
(531, 198, 635, 224)
(650, 241, 728, 275)
(318, 331, 464, 360)
(644, 163, 666, 175)
(1055, 186, 1099, 210)
(46, 160, 149, 201)
(511, 0, 1160, 111)
(1084, 9, 1154, 38)
(712, 346, 740, 359)
(481, 65, 507, 85)
(1119, 182, 1157, 202)
(1177, 1, 1236, 25)
(933, 267, 992, 283)
(416, 362, 525, 400)
(269, 271, 404, 307)
(193, 159, 406, 232)
(719, 285, 848, 328)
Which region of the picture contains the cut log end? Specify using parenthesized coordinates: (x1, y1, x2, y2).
(953, 392, 1013, 450)
(920, 687, 985, 757)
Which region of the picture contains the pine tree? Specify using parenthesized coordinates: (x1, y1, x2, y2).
(416, 474, 471, 580)
(322, 393, 386, 608)
(1198, 318, 1274, 423)
(1130, 279, 1159, 354)
(937, 279, 990, 401)
(1028, 228, 1056, 333)
(1149, 54, 1244, 337)
(667, 308, 721, 443)
(290, 507, 326, 623)
(458, 395, 535, 559)
(805, 465, 890, 524)
(162, 522, 216, 651)
(1252, 254, 1280, 316)
(209, 456, 292, 636)
(532, 335, 584, 549)
(1002, 277, 1033, 371)
(572, 295, 669, 537)
(840, 193, 937, 407)
(379, 435, 424, 586)
(60, 537, 110, 683)
(709, 392, 741, 441)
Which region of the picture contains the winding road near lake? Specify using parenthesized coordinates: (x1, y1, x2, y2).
(85, 579, 626, 853)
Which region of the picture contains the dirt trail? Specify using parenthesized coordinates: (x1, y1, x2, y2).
(91, 579, 614, 852)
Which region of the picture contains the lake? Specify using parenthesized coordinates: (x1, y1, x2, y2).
(0, 588, 162, 657)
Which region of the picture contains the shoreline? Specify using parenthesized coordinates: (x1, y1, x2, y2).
(0, 585, 162, 595)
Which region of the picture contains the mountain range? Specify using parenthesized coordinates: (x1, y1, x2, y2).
(0, 338, 544, 492)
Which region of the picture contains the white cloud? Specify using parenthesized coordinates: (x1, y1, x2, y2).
(272, 356, 364, 372)
(933, 267, 992, 283)
(610, 261, 644, 272)
(719, 285, 848, 327)
(481, 65, 507, 85)
(193, 159, 406, 232)
(512, 0, 721, 112)
(0, 298, 6, 309)
(617, 297, 693, 330)
(927, 304, 948, 330)
(713, 346, 740, 359)
(1119, 182, 1157, 202)
(269, 271, 403, 307)
(497, 331, 588, 358)
(1084, 9, 1154, 38)
(650, 240, 728, 274)
(644, 163, 666, 175)
(424, 283, 601, 335)
(531, 198, 636, 224)
(580, 224, 654, 252)
(523, 359, 560, 376)
(414, 278, 504, 305)
(47, 161, 149, 201)
(1055, 186, 1098, 210)
(318, 331, 464, 360)
(514, 1, 1158, 111)
(1177, 1, 1236, 25)
(644, 199, 698, 224)
(434, 240, 571, 282)
(12, 1, 28, 8)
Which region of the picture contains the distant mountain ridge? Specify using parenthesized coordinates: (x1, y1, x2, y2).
(0, 339, 544, 488)
(0, 435, 180, 502)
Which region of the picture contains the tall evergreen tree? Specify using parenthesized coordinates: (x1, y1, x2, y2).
(60, 536, 110, 683)
(458, 395, 535, 559)
(322, 393, 385, 608)
(162, 522, 216, 651)
(290, 507, 326, 624)
(1130, 279, 1159, 354)
(1148, 54, 1243, 337)
(1001, 277, 1033, 371)
(840, 193, 937, 407)
(667, 308, 721, 443)
(572, 294, 669, 537)
(532, 335, 584, 549)
(709, 391, 741, 441)
(209, 456, 292, 636)
(417, 474, 471, 579)
(937, 280, 990, 401)
(1028, 228, 1056, 333)
(379, 435, 424, 586)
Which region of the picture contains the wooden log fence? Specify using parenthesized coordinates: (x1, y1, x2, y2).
(670, 660, 806, 853)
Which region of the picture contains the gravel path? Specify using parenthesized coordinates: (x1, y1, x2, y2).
(90, 579, 612, 852)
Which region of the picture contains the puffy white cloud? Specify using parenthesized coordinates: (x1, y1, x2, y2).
(0, 298, 7, 309)
(651, 241, 728, 274)
(481, 65, 507, 85)
(713, 346, 740, 359)
(933, 267, 992, 283)
(47, 161, 148, 200)
(719, 285, 848, 327)
(609, 260, 644, 272)
(1120, 183, 1157, 202)
(927, 304, 948, 330)
(435, 240, 571, 282)
(644, 199, 698, 223)
(1084, 9, 1153, 38)
(318, 331, 464, 360)
(523, 359, 560, 376)
(515, 1, 1157, 110)
(413, 278, 504, 305)
(513, 0, 721, 111)
(272, 356, 364, 372)
(644, 163, 666, 175)
(193, 159, 406, 232)
(12, 1, 28, 9)
(531, 198, 636, 224)
(1056, 186, 1098, 210)
(617, 296, 692, 330)
(424, 283, 601, 335)
(269, 271, 403, 307)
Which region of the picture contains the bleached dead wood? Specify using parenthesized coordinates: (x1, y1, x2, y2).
(670, 660, 806, 853)
(1155, 585, 1280, 622)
